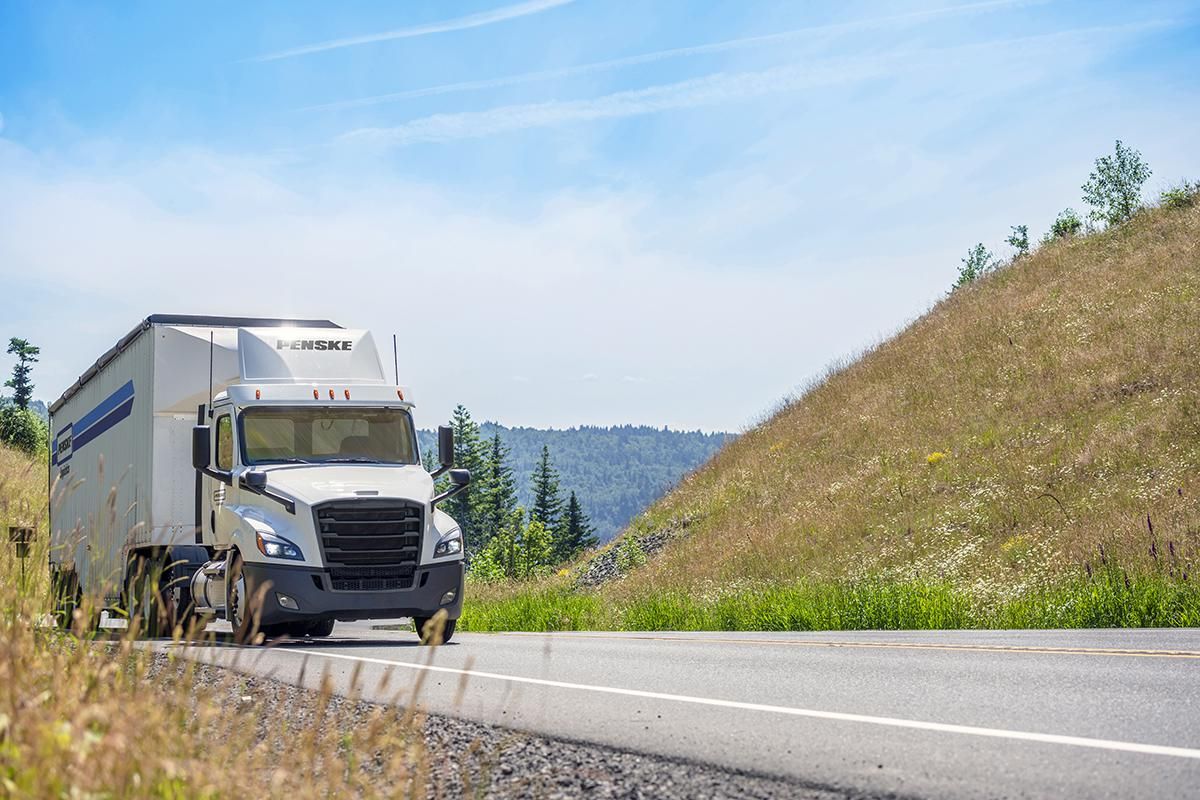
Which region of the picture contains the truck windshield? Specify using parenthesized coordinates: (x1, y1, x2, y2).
(240, 407, 418, 465)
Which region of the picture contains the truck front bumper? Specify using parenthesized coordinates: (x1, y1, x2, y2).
(240, 560, 464, 626)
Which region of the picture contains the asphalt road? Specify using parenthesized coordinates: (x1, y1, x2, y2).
(160, 625, 1200, 798)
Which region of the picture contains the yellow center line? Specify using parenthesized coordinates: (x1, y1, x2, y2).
(489, 631, 1200, 659)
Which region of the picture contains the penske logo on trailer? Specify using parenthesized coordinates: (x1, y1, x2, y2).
(52, 380, 135, 467)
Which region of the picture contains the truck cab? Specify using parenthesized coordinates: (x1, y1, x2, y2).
(189, 328, 468, 642)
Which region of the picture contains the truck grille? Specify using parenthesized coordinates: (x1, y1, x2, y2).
(314, 500, 422, 591)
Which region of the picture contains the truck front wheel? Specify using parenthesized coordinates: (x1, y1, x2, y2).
(414, 616, 456, 645)
(307, 618, 335, 637)
(225, 552, 259, 644)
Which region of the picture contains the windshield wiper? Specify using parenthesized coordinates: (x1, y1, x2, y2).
(321, 457, 378, 464)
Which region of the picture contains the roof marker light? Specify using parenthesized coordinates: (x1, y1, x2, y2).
(313, 389, 319, 399)
(397, 388, 405, 401)
(255, 389, 261, 400)
(329, 389, 335, 400)
(344, 389, 351, 400)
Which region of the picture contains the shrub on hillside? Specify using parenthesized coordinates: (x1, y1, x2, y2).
(953, 243, 995, 290)
(0, 404, 48, 455)
(1160, 180, 1198, 210)
(1081, 139, 1152, 226)
(1006, 224, 1029, 259)
(1044, 208, 1083, 242)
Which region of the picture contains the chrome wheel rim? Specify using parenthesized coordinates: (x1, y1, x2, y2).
(231, 572, 247, 629)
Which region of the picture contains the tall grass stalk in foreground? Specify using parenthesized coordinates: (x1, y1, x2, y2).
(0, 445, 461, 799)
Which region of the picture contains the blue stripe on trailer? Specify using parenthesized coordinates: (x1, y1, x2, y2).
(70, 381, 136, 453)
(74, 380, 134, 434)
(72, 397, 134, 452)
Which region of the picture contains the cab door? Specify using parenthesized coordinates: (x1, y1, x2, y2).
(201, 406, 238, 549)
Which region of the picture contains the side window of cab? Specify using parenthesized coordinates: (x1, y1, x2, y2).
(216, 414, 233, 471)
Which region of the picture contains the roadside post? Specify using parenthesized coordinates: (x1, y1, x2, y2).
(9, 525, 35, 591)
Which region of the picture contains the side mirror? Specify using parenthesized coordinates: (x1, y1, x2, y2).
(192, 425, 211, 471)
(243, 471, 268, 490)
(438, 425, 454, 469)
(432, 468, 471, 507)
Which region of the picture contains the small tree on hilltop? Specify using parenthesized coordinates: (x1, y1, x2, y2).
(1006, 225, 1029, 259)
(1081, 139, 1152, 227)
(5, 338, 40, 410)
(953, 243, 994, 290)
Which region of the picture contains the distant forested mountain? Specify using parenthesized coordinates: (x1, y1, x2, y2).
(418, 424, 731, 542)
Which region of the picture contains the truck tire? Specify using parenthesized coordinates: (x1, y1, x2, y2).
(50, 569, 78, 631)
(225, 551, 260, 644)
(307, 618, 335, 638)
(126, 553, 176, 639)
(413, 616, 456, 645)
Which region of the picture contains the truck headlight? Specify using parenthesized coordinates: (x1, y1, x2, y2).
(433, 529, 463, 558)
(255, 530, 304, 561)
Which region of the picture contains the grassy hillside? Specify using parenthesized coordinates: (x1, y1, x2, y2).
(462, 199, 1200, 631)
(418, 423, 731, 542)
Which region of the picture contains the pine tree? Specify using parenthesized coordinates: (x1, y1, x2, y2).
(5, 338, 40, 410)
(558, 491, 598, 561)
(443, 405, 488, 551)
(530, 444, 564, 531)
(478, 433, 518, 548)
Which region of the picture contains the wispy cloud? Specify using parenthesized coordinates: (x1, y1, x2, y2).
(338, 58, 883, 146)
(249, 0, 573, 63)
(302, 0, 1043, 112)
(338, 20, 1166, 148)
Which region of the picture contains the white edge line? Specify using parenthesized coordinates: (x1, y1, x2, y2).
(280, 647, 1200, 761)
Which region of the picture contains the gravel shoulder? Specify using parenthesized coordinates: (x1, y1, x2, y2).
(157, 652, 868, 799)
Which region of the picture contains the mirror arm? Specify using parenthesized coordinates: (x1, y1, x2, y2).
(237, 476, 296, 515)
(430, 464, 451, 479)
(431, 483, 468, 507)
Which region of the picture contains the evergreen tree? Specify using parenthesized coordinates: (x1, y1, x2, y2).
(5, 338, 40, 410)
(529, 444, 564, 531)
(478, 433, 518, 547)
(443, 405, 488, 551)
(558, 491, 598, 561)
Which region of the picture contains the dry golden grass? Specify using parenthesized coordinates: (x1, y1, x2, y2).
(0, 445, 447, 799)
(604, 201, 1200, 608)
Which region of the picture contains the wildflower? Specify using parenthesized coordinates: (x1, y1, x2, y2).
(926, 452, 947, 466)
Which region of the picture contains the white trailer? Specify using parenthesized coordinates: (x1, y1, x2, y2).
(48, 314, 469, 642)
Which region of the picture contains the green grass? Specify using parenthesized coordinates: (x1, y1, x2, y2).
(459, 564, 1200, 632)
(458, 585, 605, 632)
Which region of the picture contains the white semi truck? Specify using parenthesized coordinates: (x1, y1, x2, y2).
(48, 314, 470, 643)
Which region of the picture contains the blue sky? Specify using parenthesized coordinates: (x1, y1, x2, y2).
(1, 1, 1197, 431)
